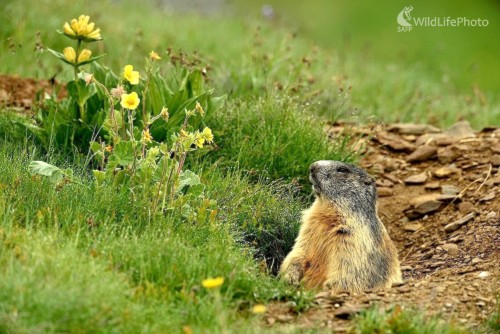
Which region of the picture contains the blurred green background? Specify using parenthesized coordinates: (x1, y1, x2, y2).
(236, 0, 500, 91)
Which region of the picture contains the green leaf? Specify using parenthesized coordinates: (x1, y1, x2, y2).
(92, 170, 105, 186)
(113, 141, 135, 166)
(28, 160, 67, 184)
(90, 141, 101, 154)
(177, 170, 201, 194)
(28, 160, 62, 177)
(66, 80, 97, 111)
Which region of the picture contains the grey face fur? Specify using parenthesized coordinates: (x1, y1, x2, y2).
(309, 160, 377, 218)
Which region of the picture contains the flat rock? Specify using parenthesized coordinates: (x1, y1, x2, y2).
(441, 185, 459, 196)
(407, 146, 438, 163)
(405, 194, 444, 219)
(387, 123, 441, 135)
(444, 213, 475, 233)
(490, 155, 500, 167)
(458, 201, 475, 213)
(479, 192, 495, 202)
(404, 172, 428, 185)
(444, 121, 476, 139)
(375, 134, 415, 153)
(377, 187, 394, 197)
(404, 222, 422, 232)
(333, 303, 364, 319)
(425, 181, 440, 190)
(433, 167, 460, 178)
(437, 147, 460, 164)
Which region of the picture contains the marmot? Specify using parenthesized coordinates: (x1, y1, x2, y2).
(280, 160, 402, 292)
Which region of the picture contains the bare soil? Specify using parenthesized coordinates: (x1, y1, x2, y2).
(266, 122, 500, 332)
(1, 75, 498, 332)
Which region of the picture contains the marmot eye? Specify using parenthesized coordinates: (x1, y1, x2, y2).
(336, 166, 350, 173)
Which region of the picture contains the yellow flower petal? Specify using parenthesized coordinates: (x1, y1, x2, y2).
(120, 92, 140, 110)
(202, 277, 224, 289)
(141, 129, 153, 144)
(86, 28, 101, 40)
(252, 304, 267, 314)
(70, 19, 79, 33)
(63, 47, 76, 63)
(123, 65, 140, 85)
(77, 49, 92, 63)
(149, 50, 161, 61)
(63, 22, 75, 36)
(201, 127, 213, 143)
(194, 133, 205, 148)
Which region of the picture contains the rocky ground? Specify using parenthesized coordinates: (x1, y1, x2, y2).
(1, 75, 499, 332)
(266, 121, 500, 332)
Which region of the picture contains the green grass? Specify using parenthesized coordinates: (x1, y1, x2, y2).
(0, 0, 498, 332)
(353, 306, 470, 334)
(1, 0, 499, 128)
(0, 141, 313, 333)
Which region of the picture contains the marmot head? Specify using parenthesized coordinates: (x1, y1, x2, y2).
(309, 160, 377, 215)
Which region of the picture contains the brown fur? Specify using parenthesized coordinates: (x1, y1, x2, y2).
(280, 195, 402, 292)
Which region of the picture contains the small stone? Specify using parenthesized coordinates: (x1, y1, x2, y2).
(433, 167, 460, 178)
(437, 147, 460, 163)
(407, 146, 438, 162)
(444, 121, 476, 139)
(401, 266, 413, 271)
(471, 258, 482, 265)
(376, 179, 394, 187)
(441, 185, 459, 196)
(387, 123, 441, 135)
(444, 303, 453, 308)
(425, 181, 440, 190)
(444, 213, 475, 233)
(480, 192, 495, 202)
(476, 301, 486, 307)
(490, 155, 500, 167)
(404, 173, 428, 185)
(478, 271, 491, 279)
(333, 303, 363, 319)
(491, 144, 500, 153)
(404, 223, 422, 232)
(458, 201, 474, 213)
(442, 243, 459, 256)
(377, 187, 394, 197)
(486, 211, 498, 220)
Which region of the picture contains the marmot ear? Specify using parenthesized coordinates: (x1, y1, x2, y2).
(363, 176, 375, 186)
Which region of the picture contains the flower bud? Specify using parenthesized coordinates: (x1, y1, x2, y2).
(63, 47, 76, 63)
(78, 49, 92, 63)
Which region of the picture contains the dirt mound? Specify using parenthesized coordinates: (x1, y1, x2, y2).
(266, 122, 499, 331)
(0, 74, 65, 111)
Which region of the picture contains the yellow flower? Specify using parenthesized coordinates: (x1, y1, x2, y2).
(150, 50, 161, 61)
(123, 65, 140, 85)
(120, 92, 140, 110)
(194, 132, 205, 148)
(195, 101, 205, 116)
(201, 127, 214, 143)
(63, 47, 76, 63)
(77, 49, 92, 63)
(160, 107, 169, 121)
(63, 15, 102, 40)
(141, 129, 153, 144)
(202, 277, 224, 289)
(105, 145, 113, 152)
(252, 304, 267, 314)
